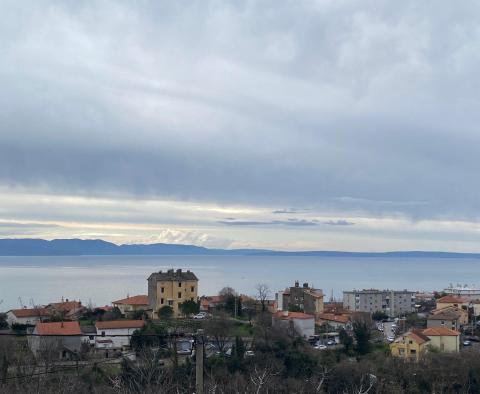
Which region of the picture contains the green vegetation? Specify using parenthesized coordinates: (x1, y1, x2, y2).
(158, 305, 174, 320)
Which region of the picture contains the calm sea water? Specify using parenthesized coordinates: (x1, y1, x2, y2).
(0, 255, 479, 310)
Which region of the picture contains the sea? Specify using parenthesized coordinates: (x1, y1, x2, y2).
(0, 255, 478, 310)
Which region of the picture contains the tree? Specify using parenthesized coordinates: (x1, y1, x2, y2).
(255, 284, 270, 312)
(339, 328, 354, 354)
(0, 314, 8, 330)
(204, 314, 234, 353)
(353, 321, 371, 355)
(102, 306, 122, 321)
(158, 306, 174, 320)
(131, 309, 148, 320)
(371, 311, 388, 321)
(179, 300, 199, 316)
(219, 287, 238, 316)
(288, 304, 303, 312)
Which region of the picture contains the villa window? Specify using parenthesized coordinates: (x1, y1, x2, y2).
(160, 298, 164, 304)
(161, 287, 164, 293)
(178, 292, 182, 298)
(168, 300, 173, 306)
(178, 282, 182, 287)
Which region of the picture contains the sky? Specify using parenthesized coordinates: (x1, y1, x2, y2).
(1, 0, 480, 252)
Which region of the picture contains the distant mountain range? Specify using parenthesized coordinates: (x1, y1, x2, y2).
(0, 238, 479, 258)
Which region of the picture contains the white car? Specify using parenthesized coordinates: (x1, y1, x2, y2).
(387, 336, 395, 342)
(193, 313, 206, 319)
(314, 344, 327, 350)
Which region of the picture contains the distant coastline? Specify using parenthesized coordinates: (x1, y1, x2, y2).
(0, 238, 480, 258)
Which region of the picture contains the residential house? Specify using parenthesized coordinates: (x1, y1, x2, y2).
(281, 281, 324, 317)
(317, 313, 352, 330)
(435, 295, 468, 311)
(112, 295, 150, 317)
(148, 269, 198, 317)
(422, 327, 460, 352)
(444, 285, 480, 300)
(95, 320, 145, 351)
(427, 307, 467, 331)
(200, 296, 222, 313)
(272, 311, 315, 338)
(46, 299, 85, 320)
(390, 330, 431, 361)
(343, 289, 415, 317)
(29, 321, 82, 360)
(6, 308, 50, 326)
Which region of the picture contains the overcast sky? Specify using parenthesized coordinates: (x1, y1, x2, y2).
(1, 1, 480, 251)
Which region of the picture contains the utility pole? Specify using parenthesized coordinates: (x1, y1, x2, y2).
(195, 329, 204, 394)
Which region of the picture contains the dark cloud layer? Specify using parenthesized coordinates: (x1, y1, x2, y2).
(1, 1, 480, 222)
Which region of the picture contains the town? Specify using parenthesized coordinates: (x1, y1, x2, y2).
(1, 269, 480, 393)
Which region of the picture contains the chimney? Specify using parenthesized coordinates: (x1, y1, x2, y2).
(177, 269, 182, 274)
(66, 298, 69, 302)
(295, 281, 299, 288)
(61, 321, 64, 328)
(303, 283, 308, 288)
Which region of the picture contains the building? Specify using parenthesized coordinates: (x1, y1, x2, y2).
(272, 311, 315, 338)
(199, 296, 222, 313)
(390, 327, 460, 360)
(427, 307, 468, 330)
(112, 295, 150, 316)
(343, 289, 415, 317)
(6, 308, 50, 326)
(317, 313, 352, 330)
(435, 295, 469, 311)
(81, 325, 97, 347)
(95, 320, 145, 350)
(46, 299, 85, 320)
(422, 327, 460, 352)
(148, 269, 198, 317)
(29, 321, 82, 360)
(444, 284, 480, 300)
(390, 330, 431, 361)
(281, 281, 324, 317)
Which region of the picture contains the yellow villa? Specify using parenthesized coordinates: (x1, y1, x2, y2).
(390, 330, 431, 361)
(148, 269, 198, 317)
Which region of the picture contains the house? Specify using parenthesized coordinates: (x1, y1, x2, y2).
(95, 320, 145, 350)
(427, 307, 467, 331)
(435, 295, 468, 311)
(343, 289, 415, 317)
(272, 311, 315, 338)
(6, 308, 50, 326)
(317, 313, 351, 330)
(112, 295, 150, 316)
(390, 330, 431, 361)
(199, 296, 222, 313)
(29, 321, 82, 360)
(46, 299, 85, 320)
(148, 269, 198, 317)
(281, 281, 324, 317)
(422, 327, 460, 352)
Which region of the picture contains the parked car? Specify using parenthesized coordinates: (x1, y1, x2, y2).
(463, 340, 472, 347)
(387, 336, 395, 342)
(193, 313, 207, 319)
(245, 350, 255, 357)
(326, 340, 335, 346)
(314, 344, 327, 350)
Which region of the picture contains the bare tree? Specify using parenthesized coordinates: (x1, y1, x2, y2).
(203, 313, 233, 354)
(254, 284, 270, 312)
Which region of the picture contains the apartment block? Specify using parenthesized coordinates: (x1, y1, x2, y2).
(343, 289, 415, 317)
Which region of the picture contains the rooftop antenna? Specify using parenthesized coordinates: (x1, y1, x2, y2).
(18, 297, 25, 308)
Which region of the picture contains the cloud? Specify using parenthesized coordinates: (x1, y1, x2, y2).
(272, 208, 311, 214)
(324, 219, 355, 226)
(219, 218, 318, 226)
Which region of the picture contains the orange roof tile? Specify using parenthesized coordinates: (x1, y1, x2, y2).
(273, 311, 314, 320)
(36, 321, 82, 336)
(96, 320, 145, 330)
(9, 308, 50, 318)
(422, 327, 460, 336)
(437, 295, 467, 304)
(407, 330, 431, 345)
(112, 295, 149, 306)
(318, 313, 349, 324)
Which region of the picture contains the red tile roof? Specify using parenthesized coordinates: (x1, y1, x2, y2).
(407, 330, 431, 345)
(437, 295, 467, 304)
(96, 320, 145, 330)
(317, 313, 350, 324)
(36, 321, 82, 336)
(9, 308, 50, 318)
(112, 295, 149, 306)
(422, 327, 460, 336)
(273, 311, 314, 320)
